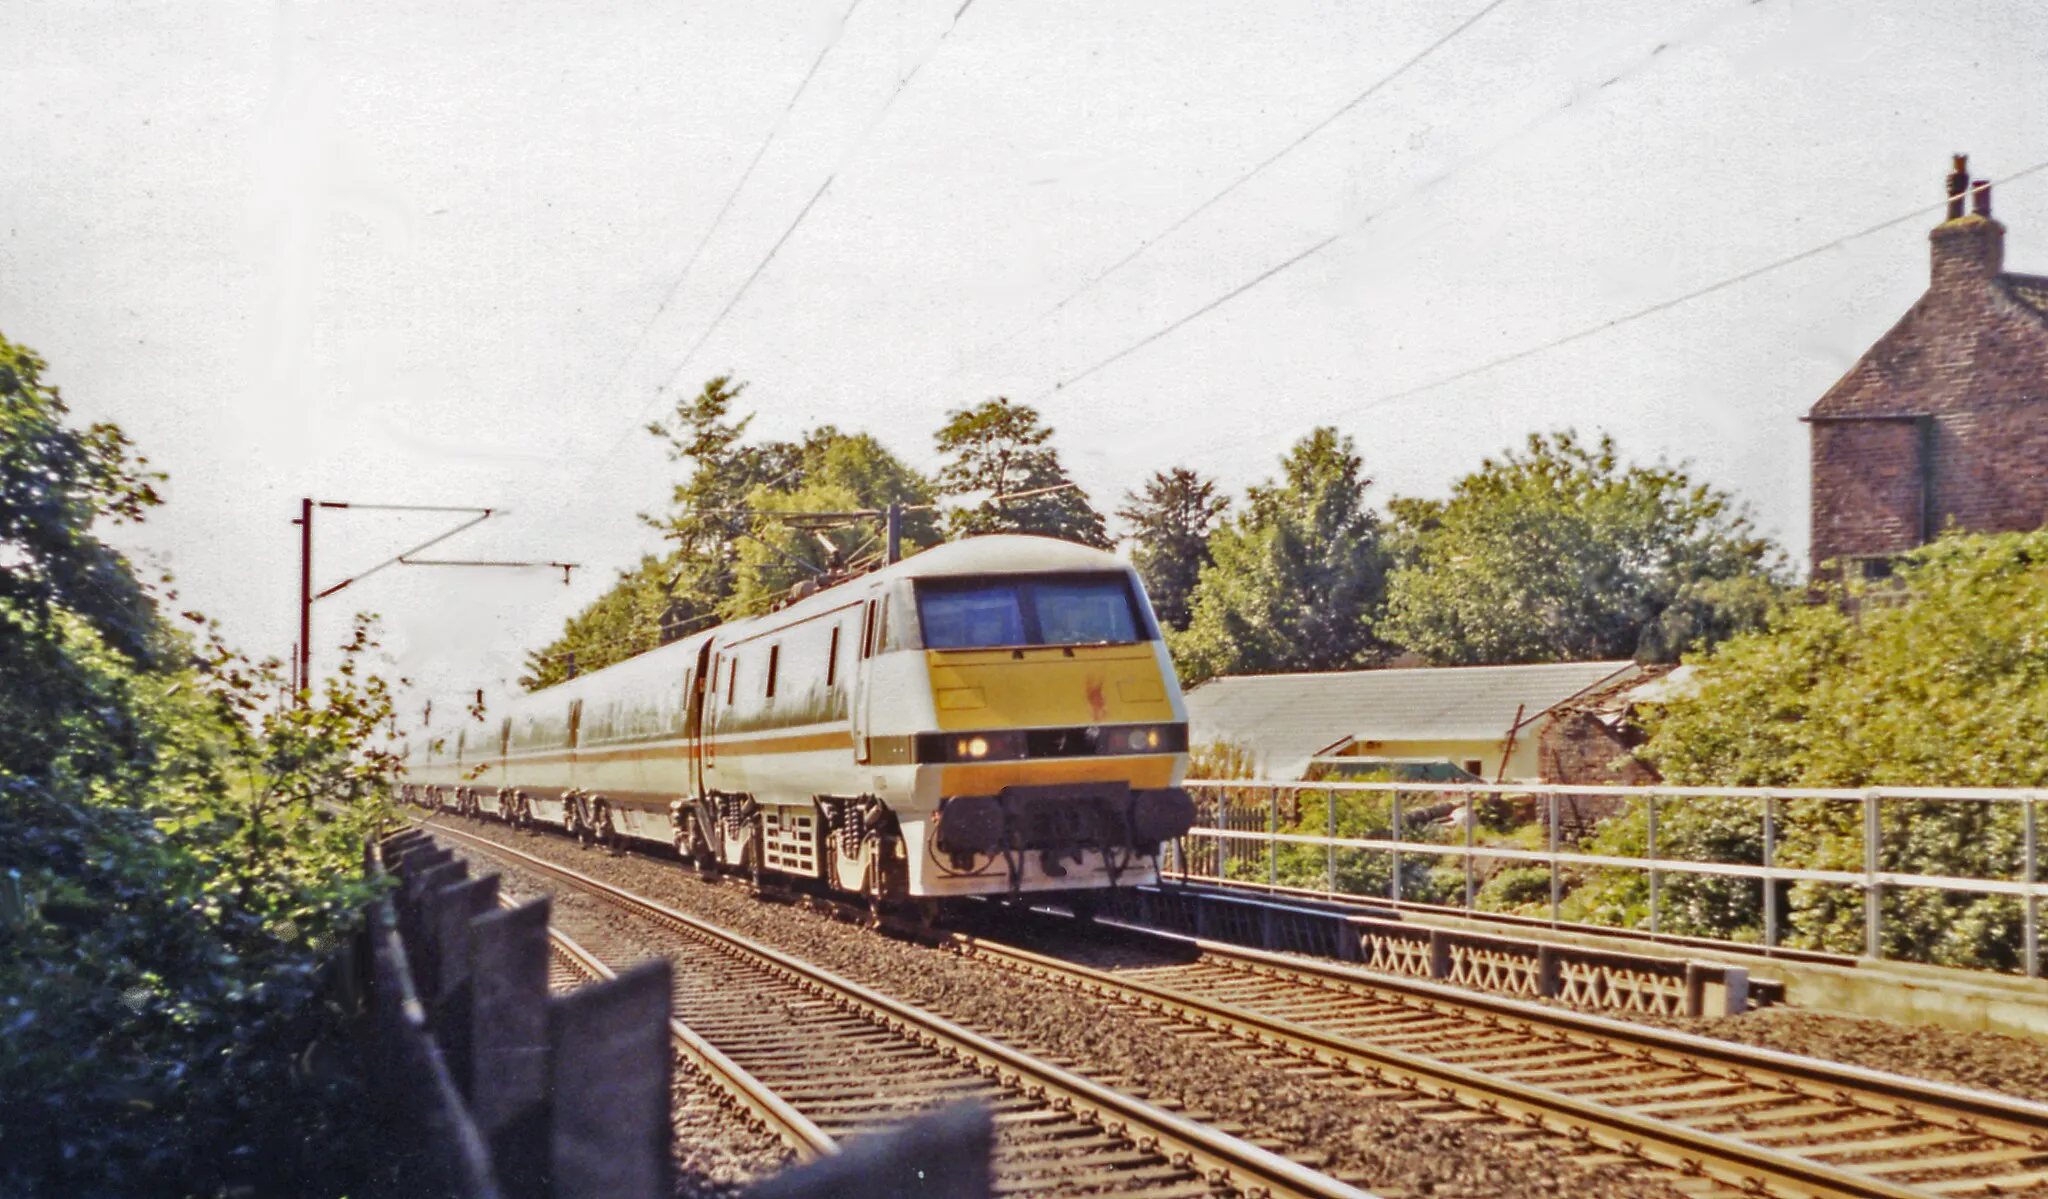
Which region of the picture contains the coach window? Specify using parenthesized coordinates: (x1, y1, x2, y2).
(727, 658, 737, 705)
(766, 644, 780, 699)
(826, 625, 841, 687)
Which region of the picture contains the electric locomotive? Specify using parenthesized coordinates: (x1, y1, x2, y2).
(401, 534, 1197, 904)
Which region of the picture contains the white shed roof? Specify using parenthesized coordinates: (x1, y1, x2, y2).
(1185, 660, 1644, 778)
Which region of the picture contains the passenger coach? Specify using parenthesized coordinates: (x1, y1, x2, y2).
(402, 535, 1196, 906)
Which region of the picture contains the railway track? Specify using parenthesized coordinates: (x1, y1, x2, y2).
(425, 821, 1376, 1199)
(543, 917, 835, 1163)
(953, 921, 2048, 1199)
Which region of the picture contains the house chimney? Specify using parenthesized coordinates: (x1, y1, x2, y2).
(1931, 153, 2004, 286)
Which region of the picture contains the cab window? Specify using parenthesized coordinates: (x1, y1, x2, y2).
(916, 574, 1143, 649)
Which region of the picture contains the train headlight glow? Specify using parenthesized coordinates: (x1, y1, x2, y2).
(967, 736, 989, 758)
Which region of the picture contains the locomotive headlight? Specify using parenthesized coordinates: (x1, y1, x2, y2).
(915, 730, 1026, 763)
(1092, 723, 1188, 755)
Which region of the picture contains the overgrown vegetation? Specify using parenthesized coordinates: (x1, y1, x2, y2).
(1563, 530, 2048, 969)
(0, 331, 398, 1196)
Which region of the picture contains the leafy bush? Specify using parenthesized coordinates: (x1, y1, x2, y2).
(1476, 866, 1553, 913)
(1, 328, 400, 1195)
(1570, 530, 2048, 969)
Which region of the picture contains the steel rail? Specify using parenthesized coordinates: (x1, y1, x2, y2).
(537, 906, 838, 1162)
(954, 935, 1927, 1199)
(1147, 930, 2048, 1150)
(429, 821, 1373, 1199)
(958, 924, 2048, 1199)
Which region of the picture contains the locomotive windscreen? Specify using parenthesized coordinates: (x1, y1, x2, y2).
(916, 574, 1143, 649)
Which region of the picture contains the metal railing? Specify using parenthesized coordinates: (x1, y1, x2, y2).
(1173, 780, 2048, 976)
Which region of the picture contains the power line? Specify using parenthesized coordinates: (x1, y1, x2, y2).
(1160, 162, 2048, 476)
(580, 0, 870, 423)
(1008, 0, 1514, 341)
(611, 0, 986, 451)
(1311, 161, 2048, 423)
(1030, 0, 1772, 404)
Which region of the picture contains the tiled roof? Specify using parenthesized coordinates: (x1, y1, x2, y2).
(2004, 273, 2048, 321)
(1185, 660, 1645, 778)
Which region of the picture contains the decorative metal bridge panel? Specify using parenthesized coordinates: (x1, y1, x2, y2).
(1103, 884, 1739, 1018)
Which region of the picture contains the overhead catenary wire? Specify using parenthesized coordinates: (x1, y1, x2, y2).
(609, 0, 985, 452)
(1027, 0, 1773, 405)
(581, 0, 870, 425)
(1008, 0, 1515, 341)
(1157, 163, 2048, 476)
(1312, 162, 2048, 424)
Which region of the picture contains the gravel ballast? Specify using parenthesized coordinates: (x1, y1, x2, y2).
(423, 817, 1700, 1199)
(1649, 1007, 2048, 1105)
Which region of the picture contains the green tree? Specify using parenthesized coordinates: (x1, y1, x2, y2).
(642, 375, 791, 608)
(1172, 428, 1391, 683)
(1381, 431, 1783, 666)
(526, 382, 941, 686)
(1573, 530, 2048, 970)
(721, 431, 939, 618)
(933, 397, 1111, 547)
(1119, 467, 1227, 631)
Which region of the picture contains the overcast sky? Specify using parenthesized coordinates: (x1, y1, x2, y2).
(5, 0, 2045, 713)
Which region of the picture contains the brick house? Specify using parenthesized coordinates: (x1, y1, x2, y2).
(1806, 156, 2048, 576)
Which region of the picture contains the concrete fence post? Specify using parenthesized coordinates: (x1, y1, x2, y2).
(548, 959, 674, 1199)
(471, 898, 552, 1199)
(410, 860, 469, 1004)
(432, 875, 499, 1095)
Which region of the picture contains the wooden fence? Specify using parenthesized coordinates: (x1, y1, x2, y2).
(365, 828, 992, 1198)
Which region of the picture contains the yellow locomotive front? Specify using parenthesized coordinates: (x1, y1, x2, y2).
(875, 538, 1196, 898)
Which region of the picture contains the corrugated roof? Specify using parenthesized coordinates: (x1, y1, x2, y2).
(1186, 660, 1644, 777)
